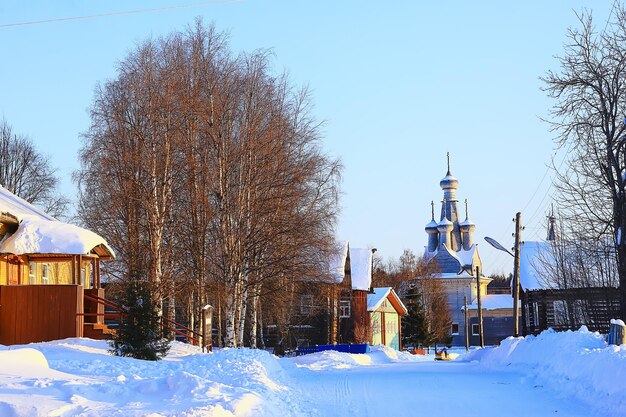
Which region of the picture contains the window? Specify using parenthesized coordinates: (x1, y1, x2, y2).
(41, 263, 50, 284)
(297, 339, 310, 348)
(28, 262, 37, 284)
(339, 300, 351, 318)
(300, 295, 314, 315)
(472, 323, 480, 336)
(451, 322, 459, 335)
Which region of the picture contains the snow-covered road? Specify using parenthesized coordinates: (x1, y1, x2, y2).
(298, 360, 599, 417)
(0, 328, 624, 416)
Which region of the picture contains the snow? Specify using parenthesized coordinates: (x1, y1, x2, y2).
(519, 240, 550, 290)
(458, 217, 475, 227)
(424, 219, 438, 229)
(367, 287, 407, 314)
(611, 318, 626, 327)
(456, 245, 477, 267)
(292, 345, 426, 370)
(327, 241, 348, 283)
(0, 185, 114, 258)
(464, 327, 626, 416)
(0, 329, 622, 416)
(0, 215, 115, 257)
(349, 247, 372, 291)
(0, 185, 55, 221)
(367, 287, 390, 311)
(467, 294, 518, 310)
(438, 217, 453, 227)
(431, 271, 475, 279)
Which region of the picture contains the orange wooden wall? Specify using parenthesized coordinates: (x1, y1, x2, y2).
(0, 285, 84, 345)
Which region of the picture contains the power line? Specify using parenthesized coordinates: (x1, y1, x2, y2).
(0, 1, 240, 29)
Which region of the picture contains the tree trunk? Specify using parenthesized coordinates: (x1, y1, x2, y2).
(224, 290, 237, 347)
(237, 272, 249, 345)
(249, 292, 258, 349)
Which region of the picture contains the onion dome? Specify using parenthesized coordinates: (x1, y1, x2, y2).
(459, 217, 476, 230)
(425, 200, 438, 232)
(437, 217, 453, 231)
(425, 219, 439, 232)
(440, 173, 459, 190)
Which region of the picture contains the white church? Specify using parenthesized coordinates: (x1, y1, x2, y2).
(422, 159, 516, 346)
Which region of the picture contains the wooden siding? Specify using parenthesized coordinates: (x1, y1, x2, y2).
(0, 285, 84, 345)
(352, 290, 369, 344)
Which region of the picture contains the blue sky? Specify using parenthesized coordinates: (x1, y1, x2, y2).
(0, 1, 614, 274)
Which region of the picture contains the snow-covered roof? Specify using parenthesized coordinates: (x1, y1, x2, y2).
(367, 287, 407, 314)
(0, 186, 55, 221)
(328, 241, 349, 283)
(467, 294, 519, 310)
(459, 218, 475, 227)
(520, 241, 550, 290)
(456, 246, 478, 267)
(349, 247, 373, 291)
(432, 271, 476, 279)
(438, 217, 453, 227)
(425, 219, 438, 230)
(0, 186, 114, 258)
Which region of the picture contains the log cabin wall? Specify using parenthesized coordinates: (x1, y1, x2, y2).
(351, 289, 370, 344)
(0, 284, 84, 345)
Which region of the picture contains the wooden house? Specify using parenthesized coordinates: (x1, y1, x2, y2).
(266, 242, 377, 351)
(0, 186, 115, 345)
(368, 287, 407, 350)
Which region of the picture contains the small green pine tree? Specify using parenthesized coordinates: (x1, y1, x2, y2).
(401, 284, 431, 348)
(109, 279, 170, 361)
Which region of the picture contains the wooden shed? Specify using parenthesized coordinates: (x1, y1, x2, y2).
(0, 186, 115, 345)
(368, 287, 407, 350)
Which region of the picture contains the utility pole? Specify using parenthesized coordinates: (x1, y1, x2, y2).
(464, 295, 469, 351)
(513, 212, 522, 337)
(476, 266, 484, 348)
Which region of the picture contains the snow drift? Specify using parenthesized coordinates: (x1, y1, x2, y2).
(464, 327, 626, 415)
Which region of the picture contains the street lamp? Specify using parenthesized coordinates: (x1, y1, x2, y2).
(484, 214, 522, 338)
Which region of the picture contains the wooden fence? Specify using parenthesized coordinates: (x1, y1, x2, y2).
(523, 287, 620, 335)
(0, 285, 83, 345)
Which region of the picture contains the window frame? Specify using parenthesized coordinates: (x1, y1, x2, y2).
(41, 263, 50, 284)
(472, 323, 480, 336)
(451, 322, 460, 335)
(300, 295, 314, 315)
(28, 262, 38, 284)
(339, 300, 351, 318)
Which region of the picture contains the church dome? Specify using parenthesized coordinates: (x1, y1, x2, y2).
(459, 218, 476, 229)
(440, 173, 459, 190)
(437, 217, 453, 231)
(425, 219, 439, 232)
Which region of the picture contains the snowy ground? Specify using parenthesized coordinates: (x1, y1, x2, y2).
(0, 327, 624, 416)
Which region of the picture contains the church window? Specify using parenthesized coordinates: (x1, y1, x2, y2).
(451, 322, 459, 335)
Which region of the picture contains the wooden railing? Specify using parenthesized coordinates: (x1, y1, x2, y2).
(80, 293, 203, 346)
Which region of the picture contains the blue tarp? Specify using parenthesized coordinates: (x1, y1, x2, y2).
(295, 344, 370, 356)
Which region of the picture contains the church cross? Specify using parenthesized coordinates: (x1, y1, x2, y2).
(431, 200, 435, 221)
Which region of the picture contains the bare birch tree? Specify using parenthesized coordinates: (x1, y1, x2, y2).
(0, 120, 69, 217)
(77, 19, 341, 348)
(543, 4, 626, 319)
